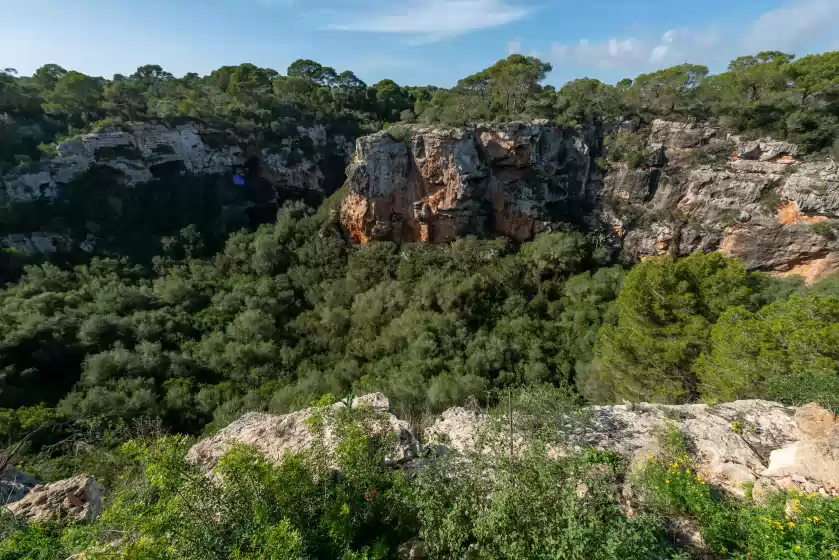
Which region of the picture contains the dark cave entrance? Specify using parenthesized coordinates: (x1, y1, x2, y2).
(238, 156, 279, 226)
(235, 154, 329, 226)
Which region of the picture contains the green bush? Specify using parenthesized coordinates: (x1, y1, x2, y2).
(606, 131, 647, 169)
(637, 419, 839, 559)
(413, 389, 678, 559)
(696, 294, 839, 402)
(590, 252, 754, 403)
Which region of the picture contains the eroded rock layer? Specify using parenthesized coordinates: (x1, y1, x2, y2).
(1, 122, 352, 202)
(340, 120, 839, 282)
(340, 122, 593, 244)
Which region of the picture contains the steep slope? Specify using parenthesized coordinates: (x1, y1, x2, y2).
(340, 122, 595, 244)
(340, 120, 839, 282)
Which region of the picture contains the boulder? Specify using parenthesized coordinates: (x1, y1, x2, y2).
(3, 475, 105, 524)
(424, 407, 486, 454)
(794, 402, 839, 441)
(187, 393, 419, 472)
(398, 538, 426, 559)
(649, 119, 717, 149)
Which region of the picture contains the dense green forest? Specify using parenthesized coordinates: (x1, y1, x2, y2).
(2, 198, 838, 463)
(0, 46, 838, 464)
(2, 48, 839, 559)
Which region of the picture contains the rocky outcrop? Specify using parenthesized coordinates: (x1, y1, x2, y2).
(1, 122, 352, 202)
(340, 120, 839, 282)
(340, 122, 592, 244)
(190, 394, 839, 501)
(613, 120, 839, 282)
(0, 121, 354, 256)
(426, 400, 839, 498)
(0, 232, 73, 256)
(3, 475, 105, 524)
(187, 393, 419, 472)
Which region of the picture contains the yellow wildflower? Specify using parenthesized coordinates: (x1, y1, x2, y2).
(788, 522, 796, 527)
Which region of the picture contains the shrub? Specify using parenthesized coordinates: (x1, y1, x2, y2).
(811, 220, 839, 241)
(607, 130, 647, 169)
(73, 401, 417, 559)
(637, 419, 839, 559)
(413, 389, 676, 559)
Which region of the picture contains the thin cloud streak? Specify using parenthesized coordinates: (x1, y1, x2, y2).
(327, 0, 532, 42)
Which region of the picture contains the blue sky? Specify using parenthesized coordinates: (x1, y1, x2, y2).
(2, 0, 838, 88)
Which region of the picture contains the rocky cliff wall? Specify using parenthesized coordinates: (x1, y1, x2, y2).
(340, 120, 839, 282)
(1, 121, 353, 202)
(340, 122, 594, 244)
(0, 121, 354, 256)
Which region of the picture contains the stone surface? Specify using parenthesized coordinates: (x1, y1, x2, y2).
(398, 538, 426, 559)
(190, 394, 839, 500)
(340, 123, 591, 244)
(0, 122, 353, 203)
(0, 467, 39, 505)
(341, 120, 839, 282)
(424, 400, 839, 497)
(3, 475, 105, 524)
(187, 393, 419, 472)
(795, 402, 839, 441)
(1, 232, 73, 256)
(607, 122, 839, 282)
(424, 407, 486, 453)
(0, 121, 354, 257)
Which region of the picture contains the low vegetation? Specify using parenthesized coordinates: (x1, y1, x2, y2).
(4, 392, 838, 559)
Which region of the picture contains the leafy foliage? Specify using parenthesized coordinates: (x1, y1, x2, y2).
(637, 422, 839, 559)
(588, 252, 754, 403)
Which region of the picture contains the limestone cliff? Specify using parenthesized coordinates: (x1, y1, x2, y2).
(0, 121, 353, 256)
(340, 122, 593, 244)
(340, 120, 839, 282)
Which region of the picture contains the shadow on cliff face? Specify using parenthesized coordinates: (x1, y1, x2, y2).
(242, 154, 327, 225)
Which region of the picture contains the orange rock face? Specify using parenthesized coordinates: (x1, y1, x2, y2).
(777, 200, 828, 226)
(341, 120, 839, 284)
(339, 123, 591, 245)
(774, 254, 839, 285)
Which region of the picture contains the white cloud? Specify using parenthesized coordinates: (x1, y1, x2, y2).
(550, 28, 722, 72)
(327, 0, 532, 42)
(508, 40, 523, 55)
(741, 0, 839, 53)
(544, 0, 837, 79)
